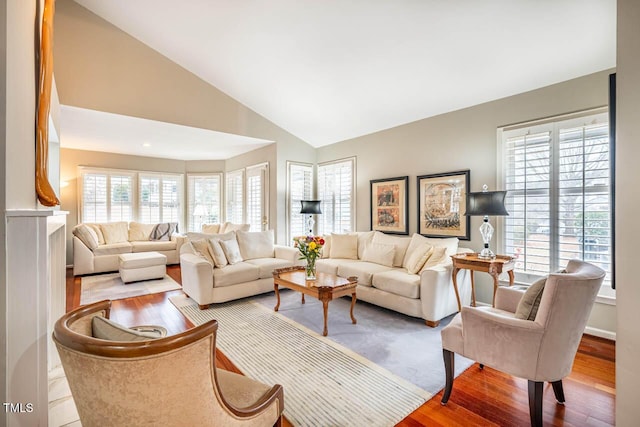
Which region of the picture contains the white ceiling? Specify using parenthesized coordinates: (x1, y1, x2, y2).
(72, 0, 616, 148)
(60, 106, 273, 161)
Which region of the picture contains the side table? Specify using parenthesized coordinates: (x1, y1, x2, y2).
(451, 253, 515, 311)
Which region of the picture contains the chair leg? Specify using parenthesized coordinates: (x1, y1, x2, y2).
(528, 380, 543, 427)
(551, 380, 565, 404)
(479, 363, 484, 370)
(441, 349, 455, 405)
(274, 415, 283, 427)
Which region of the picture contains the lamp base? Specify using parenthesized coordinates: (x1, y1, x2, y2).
(477, 248, 496, 259)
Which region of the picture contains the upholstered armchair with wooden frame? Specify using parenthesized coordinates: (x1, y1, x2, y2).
(53, 300, 284, 427)
(440, 259, 605, 427)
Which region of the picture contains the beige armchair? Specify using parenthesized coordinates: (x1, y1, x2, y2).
(53, 300, 284, 426)
(440, 259, 605, 427)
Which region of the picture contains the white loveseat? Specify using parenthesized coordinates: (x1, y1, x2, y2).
(180, 230, 299, 308)
(316, 231, 472, 327)
(73, 222, 186, 276)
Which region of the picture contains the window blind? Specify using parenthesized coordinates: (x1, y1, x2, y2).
(80, 170, 133, 223)
(226, 169, 244, 225)
(317, 158, 355, 235)
(287, 162, 313, 240)
(187, 174, 222, 232)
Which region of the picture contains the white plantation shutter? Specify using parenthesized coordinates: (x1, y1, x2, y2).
(139, 176, 161, 224)
(287, 162, 313, 240)
(226, 169, 244, 224)
(80, 169, 133, 223)
(187, 174, 222, 232)
(501, 112, 613, 297)
(139, 173, 183, 227)
(317, 158, 355, 235)
(246, 163, 269, 231)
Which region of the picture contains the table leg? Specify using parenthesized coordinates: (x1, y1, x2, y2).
(273, 283, 280, 312)
(322, 300, 329, 337)
(490, 272, 499, 307)
(301, 293, 305, 304)
(508, 270, 515, 286)
(470, 270, 476, 307)
(452, 267, 462, 312)
(350, 292, 357, 324)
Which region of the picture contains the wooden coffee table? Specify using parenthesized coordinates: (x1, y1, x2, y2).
(272, 266, 357, 336)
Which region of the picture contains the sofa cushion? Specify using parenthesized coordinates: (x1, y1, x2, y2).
(371, 232, 411, 267)
(222, 222, 250, 233)
(128, 222, 156, 241)
(213, 262, 260, 287)
(190, 239, 215, 265)
(422, 236, 459, 257)
(372, 269, 421, 299)
(361, 243, 396, 267)
(99, 222, 129, 244)
(202, 223, 221, 234)
(402, 233, 431, 268)
(405, 243, 434, 274)
(245, 258, 292, 279)
(315, 258, 343, 275)
(357, 231, 376, 259)
(421, 246, 449, 271)
(220, 238, 244, 264)
(236, 230, 275, 260)
(337, 261, 393, 286)
(93, 242, 133, 256)
(330, 233, 358, 259)
(86, 223, 106, 245)
(131, 240, 176, 252)
(92, 316, 159, 341)
(321, 234, 332, 258)
(72, 224, 99, 250)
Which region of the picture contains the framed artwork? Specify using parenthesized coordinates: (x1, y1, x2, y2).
(417, 170, 470, 240)
(370, 176, 409, 235)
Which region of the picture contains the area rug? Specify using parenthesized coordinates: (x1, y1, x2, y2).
(80, 273, 181, 305)
(170, 293, 470, 427)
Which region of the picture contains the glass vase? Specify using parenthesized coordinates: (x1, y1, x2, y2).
(305, 257, 317, 280)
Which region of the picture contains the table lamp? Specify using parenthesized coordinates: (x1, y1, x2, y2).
(300, 200, 322, 235)
(465, 185, 508, 259)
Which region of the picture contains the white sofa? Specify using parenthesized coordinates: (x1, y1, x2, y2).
(72, 222, 186, 276)
(316, 231, 472, 327)
(180, 230, 299, 308)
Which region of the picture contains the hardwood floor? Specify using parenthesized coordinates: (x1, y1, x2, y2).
(67, 266, 615, 426)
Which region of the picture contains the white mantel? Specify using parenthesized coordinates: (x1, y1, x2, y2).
(5, 209, 67, 427)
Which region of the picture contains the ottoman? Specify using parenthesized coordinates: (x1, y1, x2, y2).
(119, 252, 167, 283)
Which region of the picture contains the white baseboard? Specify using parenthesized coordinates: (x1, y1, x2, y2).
(584, 326, 616, 341)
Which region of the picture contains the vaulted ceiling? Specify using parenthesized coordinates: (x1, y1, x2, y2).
(68, 0, 616, 153)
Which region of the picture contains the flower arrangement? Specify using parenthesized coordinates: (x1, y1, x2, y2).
(293, 235, 325, 279)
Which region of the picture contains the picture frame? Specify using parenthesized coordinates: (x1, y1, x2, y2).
(370, 176, 409, 235)
(417, 170, 470, 240)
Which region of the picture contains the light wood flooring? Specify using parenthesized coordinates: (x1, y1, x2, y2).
(67, 266, 615, 426)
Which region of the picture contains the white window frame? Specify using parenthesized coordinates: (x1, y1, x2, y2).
(317, 157, 356, 235)
(186, 173, 223, 232)
(245, 162, 269, 232)
(497, 108, 614, 301)
(286, 161, 314, 241)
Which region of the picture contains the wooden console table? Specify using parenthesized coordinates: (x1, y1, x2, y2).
(451, 253, 515, 311)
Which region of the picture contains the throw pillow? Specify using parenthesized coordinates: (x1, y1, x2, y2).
(100, 222, 129, 244)
(207, 238, 228, 268)
(222, 222, 250, 233)
(330, 233, 358, 259)
(371, 231, 411, 267)
(405, 243, 434, 274)
(402, 233, 430, 268)
(361, 243, 396, 267)
(220, 238, 244, 264)
(128, 222, 156, 242)
(236, 230, 275, 260)
(92, 316, 160, 341)
(321, 235, 331, 258)
(150, 222, 179, 241)
(515, 277, 547, 321)
(72, 224, 99, 250)
(202, 223, 221, 234)
(86, 223, 106, 245)
(420, 246, 448, 271)
(190, 239, 215, 266)
(357, 231, 376, 259)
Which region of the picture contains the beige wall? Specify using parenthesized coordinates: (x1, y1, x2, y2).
(317, 70, 616, 334)
(616, 0, 640, 424)
(0, 0, 7, 420)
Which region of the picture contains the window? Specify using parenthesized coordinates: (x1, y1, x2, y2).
(80, 169, 134, 223)
(500, 111, 614, 298)
(187, 173, 222, 232)
(287, 162, 313, 240)
(317, 157, 356, 235)
(138, 174, 183, 226)
(226, 169, 244, 225)
(246, 163, 269, 231)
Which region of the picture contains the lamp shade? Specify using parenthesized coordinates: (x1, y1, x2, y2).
(300, 200, 322, 215)
(465, 191, 508, 216)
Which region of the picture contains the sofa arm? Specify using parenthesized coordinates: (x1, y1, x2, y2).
(419, 263, 471, 324)
(180, 253, 214, 306)
(172, 234, 187, 253)
(274, 245, 303, 265)
(73, 236, 95, 276)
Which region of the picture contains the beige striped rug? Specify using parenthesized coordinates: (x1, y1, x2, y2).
(170, 294, 432, 427)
